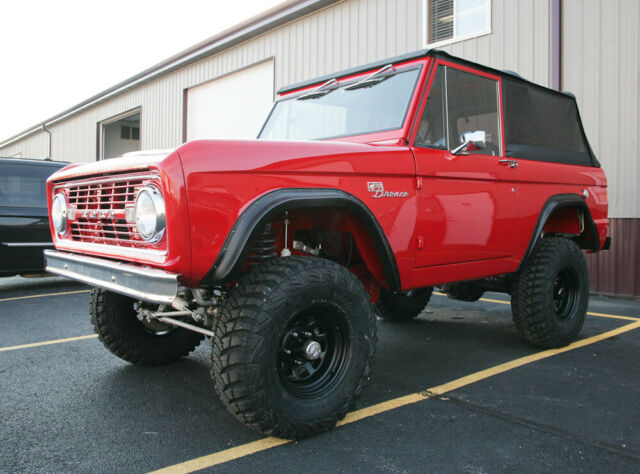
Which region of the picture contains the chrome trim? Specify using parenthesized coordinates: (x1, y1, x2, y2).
(2, 242, 54, 247)
(52, 172, 159, 190)
(54, 240, 168, 258)
(135, 185, 166, 243)
(44, 250, 178, 305)
(52, 193, 68, 234)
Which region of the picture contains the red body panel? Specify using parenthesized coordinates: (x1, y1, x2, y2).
(46, 56, 609, 292)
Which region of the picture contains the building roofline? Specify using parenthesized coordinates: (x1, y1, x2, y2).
(0, 0, 341, 149)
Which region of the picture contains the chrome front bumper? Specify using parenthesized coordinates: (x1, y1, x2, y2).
(44, 250, 179, 305)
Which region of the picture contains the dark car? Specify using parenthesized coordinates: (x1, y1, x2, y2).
(0, 157, 68, 277)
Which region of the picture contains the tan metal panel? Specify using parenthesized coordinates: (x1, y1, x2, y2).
(0, 132, 48, 159)
(562, 0, 639, 218)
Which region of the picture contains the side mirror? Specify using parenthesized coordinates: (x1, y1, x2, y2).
(451, 130, 487, 155)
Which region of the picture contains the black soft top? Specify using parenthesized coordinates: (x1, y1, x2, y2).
(278, 49, 599, 168)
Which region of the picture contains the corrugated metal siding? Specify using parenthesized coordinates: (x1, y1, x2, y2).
(587, 218, 640, 298)
(435, 0, 551, 87)
(562, 0, 639, 219)
(0, 132, 48, 158)
(0, 0, 424, 163)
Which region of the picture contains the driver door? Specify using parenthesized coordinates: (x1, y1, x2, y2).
(411, 62, 519, 269)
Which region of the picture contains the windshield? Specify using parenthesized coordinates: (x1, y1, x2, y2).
(259, 67, 421, 140)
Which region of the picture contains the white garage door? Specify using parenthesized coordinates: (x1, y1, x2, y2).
(186, 60, 274, 141)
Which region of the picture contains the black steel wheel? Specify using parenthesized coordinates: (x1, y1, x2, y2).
(278, 307, 350, 399)
(90, 288, 204, 366)
(376, 287, 433, 321)
(211, 257, 376, 439)
(511, 238, 589, 348)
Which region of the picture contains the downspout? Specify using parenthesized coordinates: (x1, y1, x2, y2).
(41, 123, 52, 159)
(550, 0, 562, 91)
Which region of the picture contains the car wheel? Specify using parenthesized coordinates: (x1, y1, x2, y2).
(375, 287, 433, 321)
(90, 287, 204, 366)
(211, 257, 376, 439)
(511, 238, 589, 348)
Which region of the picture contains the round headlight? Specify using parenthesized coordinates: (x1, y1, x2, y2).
(51, 193, 67, 234)
(135, 186, 166, 243)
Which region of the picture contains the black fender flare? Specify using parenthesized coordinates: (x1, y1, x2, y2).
(518, 193, 600, 272)
(199, 188, 401, 290)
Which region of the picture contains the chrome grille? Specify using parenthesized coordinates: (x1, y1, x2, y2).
(59, 173, 159, 248)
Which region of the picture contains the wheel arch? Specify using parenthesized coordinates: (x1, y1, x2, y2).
(518, 193, 600, 272)
(199, 188, 401, 290)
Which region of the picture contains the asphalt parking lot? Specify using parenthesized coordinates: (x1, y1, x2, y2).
(1, 276, 639, 473)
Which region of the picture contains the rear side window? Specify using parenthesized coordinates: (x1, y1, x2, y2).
(502, 79, 596, 166)
(0, 163, 57, 208)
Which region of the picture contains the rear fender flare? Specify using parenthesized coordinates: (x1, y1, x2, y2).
(199, 188, 401, 290)
(518, 193, 599, 272)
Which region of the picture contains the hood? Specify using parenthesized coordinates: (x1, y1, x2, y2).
(48, 149, 174, 182)
(176, 139, 408, 176)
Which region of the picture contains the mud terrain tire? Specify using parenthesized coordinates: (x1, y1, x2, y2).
(376, 288, 433, 321)
(511, 238, 589, 348)
(90, 288, 204, 366)
(211, 257, 376, 439)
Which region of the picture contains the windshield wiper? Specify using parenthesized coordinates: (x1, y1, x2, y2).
(297, 78, 339, 100)
(344, 64, 395, 91)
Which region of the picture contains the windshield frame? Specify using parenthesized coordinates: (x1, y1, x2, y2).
(258, 59, 429, 142)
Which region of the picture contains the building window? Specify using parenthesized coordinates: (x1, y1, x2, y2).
(427, 0, 491, 46)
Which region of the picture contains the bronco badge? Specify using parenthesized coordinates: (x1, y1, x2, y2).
(367, 182, 409, 199)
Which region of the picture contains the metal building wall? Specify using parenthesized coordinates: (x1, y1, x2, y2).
(561, 0, 640, 297)
(562, 0, 639, 220)
(0, 132, 48, 159)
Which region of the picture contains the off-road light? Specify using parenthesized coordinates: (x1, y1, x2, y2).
(135, 185, 166, 243)
(51, 193, 68, 234)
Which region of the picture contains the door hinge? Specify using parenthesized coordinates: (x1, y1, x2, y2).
(417, 235, 424, 249)
(416, 176, 422, 190)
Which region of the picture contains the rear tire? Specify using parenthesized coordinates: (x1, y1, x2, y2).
(211, 257, 376, 439)
(376, 288, 433, 321)
(90, 288, 204, 366)
(511, 238, 589, 348)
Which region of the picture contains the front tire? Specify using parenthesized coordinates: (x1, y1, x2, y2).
(211, 257, 376, 439)
(511, 238, 589, 348)
(90, 288, 204, 366)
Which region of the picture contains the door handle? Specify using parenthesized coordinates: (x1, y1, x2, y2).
(498, 159, 518, 169)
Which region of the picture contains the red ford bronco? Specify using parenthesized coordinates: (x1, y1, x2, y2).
(45, 50, 609, 438)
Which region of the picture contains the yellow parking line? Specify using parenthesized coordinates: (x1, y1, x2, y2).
(0, 334, 98, 352)
(586, 311, 640, 322)
(149, 319, 640, 474)
(0, 289, 91, 302)
(433, 291, 640, 321)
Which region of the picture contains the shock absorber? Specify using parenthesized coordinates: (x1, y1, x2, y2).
(248, 223, 277, 266)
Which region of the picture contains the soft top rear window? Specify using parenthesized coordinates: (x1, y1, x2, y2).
(502, 79, 597, 166)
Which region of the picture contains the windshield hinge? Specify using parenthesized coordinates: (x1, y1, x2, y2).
(297, 78, 339, 100)
(345, 64, 395, 91)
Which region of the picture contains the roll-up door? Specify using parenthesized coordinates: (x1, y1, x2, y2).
(186, 60, 274, 141)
